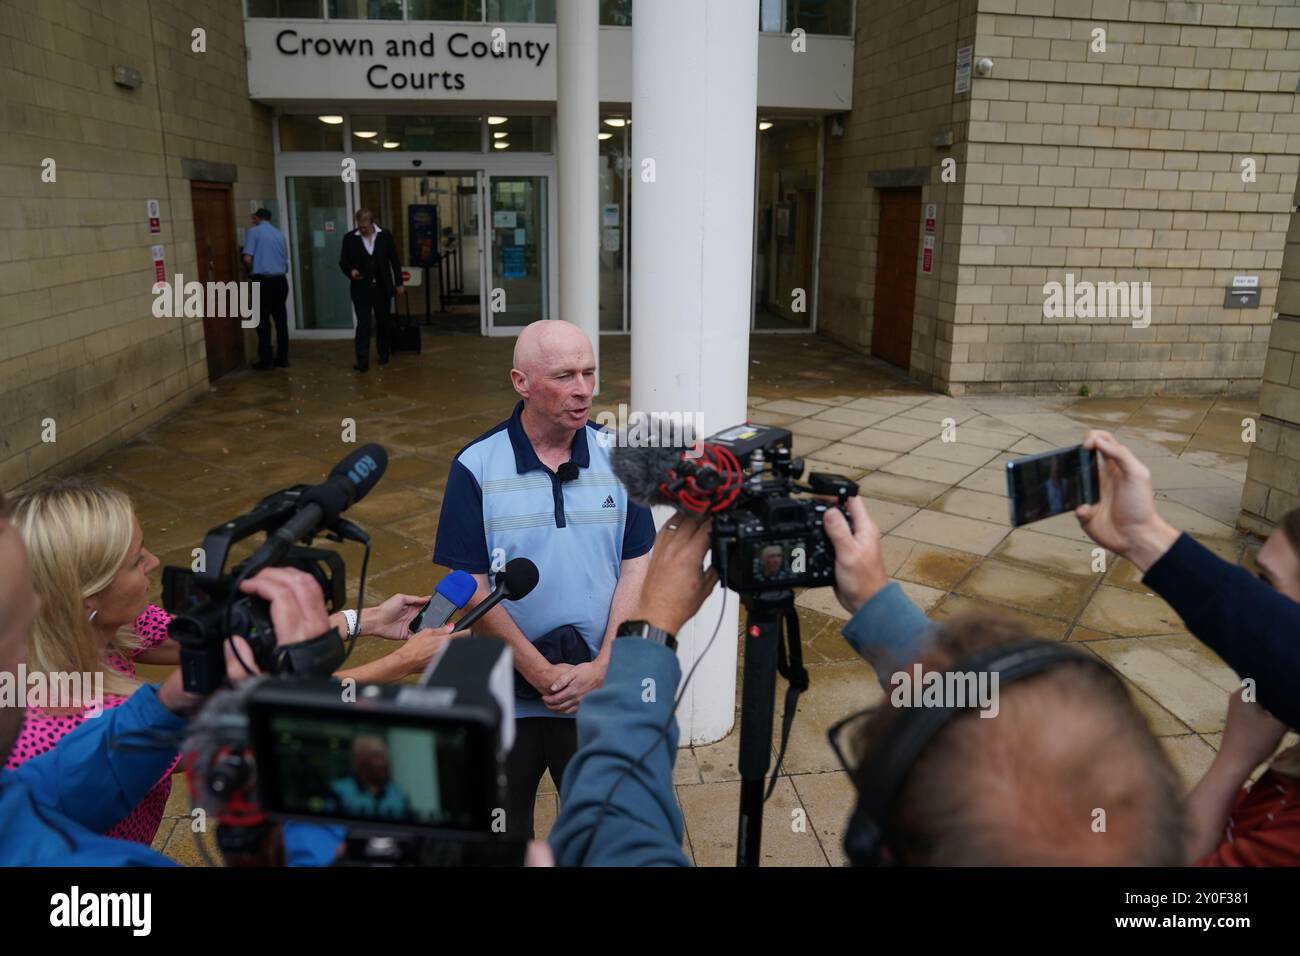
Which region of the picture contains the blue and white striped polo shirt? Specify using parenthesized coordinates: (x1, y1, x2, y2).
(432, 401, 656, 718)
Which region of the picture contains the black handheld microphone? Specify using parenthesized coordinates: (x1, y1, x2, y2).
(244, 443, 388, 572)
(454, 558, 540, 632)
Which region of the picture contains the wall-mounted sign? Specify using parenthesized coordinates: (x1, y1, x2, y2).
(151, 245, 166, 287)
(921, 235, 935, 274)
(954, 46, 973, 95)
(602, 204, 620, 227)
(1232, 275, 1259, 289)
(493, 210, 517, 229)
(147, 199, 161, 235)
(925, 204, 937, 233)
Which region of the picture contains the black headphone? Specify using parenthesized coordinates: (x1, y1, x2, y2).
(840, 639, 1124, 867)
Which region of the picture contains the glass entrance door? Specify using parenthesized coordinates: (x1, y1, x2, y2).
(286, 176, 352, 331)
(486, 175, 550, 331)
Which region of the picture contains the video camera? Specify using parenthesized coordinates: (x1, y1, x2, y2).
(161, 445, 387, 694)
(611, 421, 858, 593)
(185, 637, 523, 866)
(611, 420, 859, 866)
(703, 424, 858, 592)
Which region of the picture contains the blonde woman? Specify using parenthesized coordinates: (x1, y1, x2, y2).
(6, 479, 177, 844)
(8, 478, 451, 845)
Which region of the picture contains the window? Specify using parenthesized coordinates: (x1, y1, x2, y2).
(247, 0, 323, 15)
(759, 0, 852, 36)
(486, 0, 555, 23)
(329, 0, 403, 18)
(407, 0, 484, 18)
(349, 115, 484, 151)
(488, 116, 551, 152)
(786, 0, 852, 36)
(600, 0, 631, 26)
(279, 115, 345, 150)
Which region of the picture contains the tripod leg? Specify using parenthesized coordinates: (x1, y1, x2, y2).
(736, 612, 781, 867)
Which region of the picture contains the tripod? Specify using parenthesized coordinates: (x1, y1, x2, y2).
(735, 589, 808, 867)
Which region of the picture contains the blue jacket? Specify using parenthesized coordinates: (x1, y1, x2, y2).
(0, 684, 184, 865)
(0, 684, 345, 866)
(547, 583, 930, 866)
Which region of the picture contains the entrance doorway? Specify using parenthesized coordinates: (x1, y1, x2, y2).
(359, 170, 483, 334)
(871, 187, 922, 370)
(190, 181, 244, 382)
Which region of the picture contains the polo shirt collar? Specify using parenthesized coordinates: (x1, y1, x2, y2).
(507, 400, 589, 474)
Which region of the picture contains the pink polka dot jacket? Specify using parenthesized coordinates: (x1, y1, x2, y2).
(4, 604, 180, 845)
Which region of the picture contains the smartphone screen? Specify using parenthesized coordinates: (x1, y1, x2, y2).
(1005, 444, 1099, 527)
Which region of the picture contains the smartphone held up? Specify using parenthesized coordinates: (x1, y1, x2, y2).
(1005, 444, 1100, 527)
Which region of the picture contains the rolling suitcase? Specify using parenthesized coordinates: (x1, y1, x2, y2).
(391, 289, 422, 355)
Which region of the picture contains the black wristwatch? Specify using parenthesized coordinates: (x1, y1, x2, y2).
(616, 619, 678, 652)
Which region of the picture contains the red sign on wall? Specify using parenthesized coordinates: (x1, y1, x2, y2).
(921, 236, 935, 274)
(152, 244, 166, 287)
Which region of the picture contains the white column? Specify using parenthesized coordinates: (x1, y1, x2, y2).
(631, 0, 759, 744)
(556, 0, 600, 391)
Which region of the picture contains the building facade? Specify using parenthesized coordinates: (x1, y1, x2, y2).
(4, 0, 1300, 490)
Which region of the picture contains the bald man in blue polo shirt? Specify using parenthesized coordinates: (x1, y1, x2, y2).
(433, 320, 656, 839)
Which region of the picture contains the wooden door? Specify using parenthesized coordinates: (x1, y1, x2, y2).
(870, 188, 922, 370)
(190, 182, 244, 382)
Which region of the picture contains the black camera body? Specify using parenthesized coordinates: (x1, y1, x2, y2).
(704, 423, 857, 593)
(162, 485, 351, 694)
(186, 637, 524, 866)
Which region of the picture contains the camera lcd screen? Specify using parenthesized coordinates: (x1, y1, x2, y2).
(753, 539, 807, 583)
(252, 711, 488, 832)
(1005, 444, 1100, 527)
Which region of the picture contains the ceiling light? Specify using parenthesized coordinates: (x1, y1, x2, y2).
(382, 140, 400, 148)
(603, 117, 627, 128)
(597, 132, 612, 140)
(353, 130, 378, 138)
(759, 121, 774, 131)
(493, 131, 509, 139)
(317, 115, 343, 125)
(488, 115, 508, 125)
(494, 141, 510, 149)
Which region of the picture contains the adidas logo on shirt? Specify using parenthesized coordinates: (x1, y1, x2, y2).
(601, 495, 616, 509)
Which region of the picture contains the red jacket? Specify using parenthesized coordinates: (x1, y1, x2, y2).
(1198, 770, 1300, 867)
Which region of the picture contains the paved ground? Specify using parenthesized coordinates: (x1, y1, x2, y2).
(68, 332, 1271, 866)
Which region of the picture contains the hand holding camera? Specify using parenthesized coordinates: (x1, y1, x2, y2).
(821, 496, 889, 616)
(633, 513, 720, 636)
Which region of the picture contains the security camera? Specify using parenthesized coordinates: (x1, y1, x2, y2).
(412, 159, 423, 167)
(976, 57, 994, 76)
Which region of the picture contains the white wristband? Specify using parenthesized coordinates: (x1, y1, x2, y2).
(343, 609, 359, 639)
